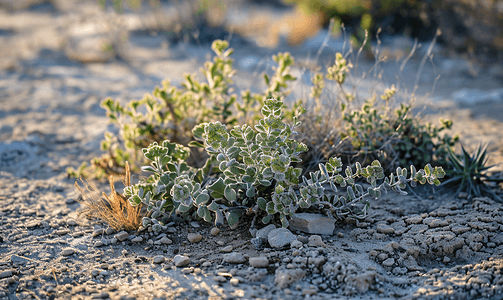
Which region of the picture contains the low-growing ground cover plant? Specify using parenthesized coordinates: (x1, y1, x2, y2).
(121, 98, 445, 231)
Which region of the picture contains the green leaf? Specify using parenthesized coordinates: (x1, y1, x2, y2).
(178, 204, 191, 213)
(225, 210, 242, 227)
(195, 192, 210, 205)
(262, 215, 271, 224)
(266, 202, 276, 214)
(207, 200, 219, 212)
(257, 197, 267, 210)
(246, 186, 255, 198)
(208, 178, 226, 199)
(224, 186, 237, 202)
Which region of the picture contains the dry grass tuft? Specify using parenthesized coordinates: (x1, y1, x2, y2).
(74, 162, 142, 231)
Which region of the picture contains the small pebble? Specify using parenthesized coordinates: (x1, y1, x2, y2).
(249, 257, 269, 268)
(223, 252, 246, 264)
(230, 278, 239, 286)
(187, 233, 203, 243)
(131, 236, 143, 243)
(153, 255, 165, 264)
(61, 248, 75, 256)
(115, 231, 129, 242)
(174, 255, 190, 267)
(221, 246, 233, 253)
(308, 235, 325, 247)
(210, 227, 220, 236)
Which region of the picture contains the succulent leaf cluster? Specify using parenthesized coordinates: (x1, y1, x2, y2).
(125, 98, 445, 232)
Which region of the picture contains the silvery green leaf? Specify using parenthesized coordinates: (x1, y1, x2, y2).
(219, 161, 227, 172)
(319, 163, 329, 181)
(195, 192, 210, 205)
(262, 215, 271, 224)
(225, 210, 242, 227)
(257, 197, 267, 210)
(246, 186, 255, 198)
(355, 184, 364, 195)
(280, 215, 289, 228)
(217, 153, 225, 162)
(141, 166, 157, 173)
(224, 186, 237, 202)
(329, 181, 337, 192)
(274, 172, 286, 181)
(151, 210, 161, 219)
(214, 209, 224, 227)
(266, 202, 275, 214)
(207, 200, 219, 212)
(259, 180, 272, 186)
(208, 178, 225, 199)
(177, 204, 191, 213)
(398, 175, 407, 184)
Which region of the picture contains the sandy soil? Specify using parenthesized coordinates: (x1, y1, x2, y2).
(1, 1, 503, 299)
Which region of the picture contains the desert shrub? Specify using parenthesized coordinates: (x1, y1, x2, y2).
(296, 51, 458, 173)
(68, 40, 299, 179)
(127, 98, 445, 231)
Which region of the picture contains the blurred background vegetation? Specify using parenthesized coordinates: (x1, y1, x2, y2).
(94, 0, 503, 61)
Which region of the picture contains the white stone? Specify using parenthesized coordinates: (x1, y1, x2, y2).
(308, 235, 325, 247)
(223, 252, 246, 264)
(115, 231, 129, 241)
(256, 224, 276, 241)
(249, 257, 269, 268)
(61, 248, 75, 256)
(268, 228, 296, 248)
(174, 255, 190, 267)
(289, 213, 335, 235)
(153, 255, 165, 264)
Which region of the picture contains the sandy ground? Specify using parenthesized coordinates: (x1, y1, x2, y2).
(1, 1, 503, 299)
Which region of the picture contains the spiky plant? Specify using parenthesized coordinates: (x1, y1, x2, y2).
(442, 144, 502, 202)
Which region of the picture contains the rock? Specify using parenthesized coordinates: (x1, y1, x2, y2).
(10, 255, 29, 265)
(190, 221, 200, 228)
(268, 228, 296, 248)
(156, 236, 172, 245)
(290, 240, 303, 249)
(115, 231, 129, 242)
(275, 268, 306, 288)
(187, 233, 202, 243)
(174, 255, 190, 267)
(61, 248, 75, 256)
(256, 224, 276, 242)
(105, 228, 115, 235)
(92, 228, 104, 237)
(221, 246, 233, 253)
(230, 278, 239, 286)
(347, 271, 377, 294)
(153, 255, 165, 264)
(223, 252, 246, 264)
(249, 257, 269, 268)
(458, 192, 469, 199)
(376, 224, 395, 234)
(289, 213, 335, 235)
(131, 236, 143, 243)
(210, 227, 220, 236)
(308, 235, 325, 247)
(0, 270, 13, 279)
(297, 235, 309, 244)
(382, 258, 395, 267)
(66, 219, 78, 226)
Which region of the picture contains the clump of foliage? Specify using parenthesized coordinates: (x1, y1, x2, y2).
(68, 40, 299, 179)
(125, 98, 445, 231)
(298, 51, 458, 173)
(441, 144, 503, 202)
